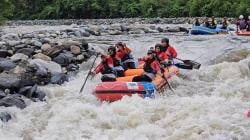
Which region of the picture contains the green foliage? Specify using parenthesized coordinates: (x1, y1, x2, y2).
(2, 0, 250, 20)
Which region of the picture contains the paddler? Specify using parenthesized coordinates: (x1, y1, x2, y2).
(107, 46, 124, 77)
(90, 54, 117, 82)
(247, 16, 250, 31)
(115, 42, 136, 70)
(161, 38, 178, 60)
(236, 15, 247, 32)
(133, 50, 162, 82)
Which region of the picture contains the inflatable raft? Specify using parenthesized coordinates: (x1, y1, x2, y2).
(94, 65, 179, 102)
(236, 31, 250, 36)
(190, 26, 228, 35)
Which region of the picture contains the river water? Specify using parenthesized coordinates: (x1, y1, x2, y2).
(0, 28, 250, 140)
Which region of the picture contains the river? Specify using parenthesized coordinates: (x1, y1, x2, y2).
(0, 26, 250, 140)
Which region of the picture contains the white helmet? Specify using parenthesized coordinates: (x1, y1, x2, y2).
(249, 15, 250, 19)
(239, 15, 244, 19)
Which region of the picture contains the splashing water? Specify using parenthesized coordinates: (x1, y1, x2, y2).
(0, 31, 250, 140)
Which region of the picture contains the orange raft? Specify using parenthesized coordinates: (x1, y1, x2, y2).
(94, 65, 179, 102)
(236, 31, 250, 36)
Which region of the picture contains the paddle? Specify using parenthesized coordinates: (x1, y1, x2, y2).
(161, 74, 175, 93)
(79, 53, 99, 94)
(172, 57, 201, 70)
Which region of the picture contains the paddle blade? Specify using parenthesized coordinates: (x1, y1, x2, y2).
(183, 60, 201, 69)
(175, 63, 193, 70)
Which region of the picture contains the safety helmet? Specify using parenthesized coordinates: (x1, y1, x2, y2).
(100, 54, 107, 59)
(239, 15, 244, 19)
(116, 42, 124, 48)
(147, 50, 154, 55)
(248, 15, 250, 19)
(108, 46, 116, 52)
(161, 38, 169, 43)
(155, 44, 162, 49)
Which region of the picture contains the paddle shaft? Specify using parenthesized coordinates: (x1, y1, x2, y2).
(161, 74, 175, 93)
(79, 54, 99, 94)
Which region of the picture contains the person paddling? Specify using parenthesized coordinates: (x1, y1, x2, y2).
(236, 15, 247, 32)
(246, 16, 250, 31)
(161, 38, 177, 60)
(90, 54, 116, 82)
(133, 50, 162, 82)
(116, 42, 135, 70)
(107, 46, 124, 77)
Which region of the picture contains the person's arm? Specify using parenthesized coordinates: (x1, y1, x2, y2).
(169, 46, 177, 58)
(107, 57, 114, 68)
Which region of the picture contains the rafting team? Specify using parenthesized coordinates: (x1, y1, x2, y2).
(193, 15, 250, 31)
(90, 38, 177, 82)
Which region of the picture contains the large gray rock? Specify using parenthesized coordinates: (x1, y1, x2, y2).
(0, 94, 27, 109)
(43, 46, 63, 58)
(7, 40, 21, 47)
(50, 73, 68, 85)
(79, 29, 90, 37)
(166, 26, 181, 32)
(41, 43, 51, 52)
(32, 89, 46, 101)
(14, 44, 27, 49)
(18, 85, 37, 98)
(16, 48, 34, 57)
(0, 73, 21, 89)
(30, 59, 62, 74)
(0, 59, 17, 71)
(53, 52, 74, 66)
(11, 53, 29, 61)
(0, 50, 11, 58)
(1, 33, 19, 41)
(33, 40, 42, 47)
(62, 40, 81, 50)
(0, 112, 11, 122)
(33, 53, 51, 61)
(70, 45, 81, 55)
(22, 33, 34, 38)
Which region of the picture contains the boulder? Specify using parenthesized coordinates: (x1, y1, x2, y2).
(0, 50, 11, 58)
(70, 45, 81, 55)
(0, 73, 22, 89)
(66, 64, 79, 72)
(50, 73, 68, 85)
(32, 89, 46, 101)
(41, 43, 51, 52)
(14, 44, 27, 49)
(0, 94, 27, 109)
(11, 53, 29, 61)
(79, 29, 90, 37)
(7, 40, 21, 47)
(1, 33, 19, 41)
(22, 33, 34, 38)
(43, 46, 63, 58)
(53, 52, 74, 66)
(16, 48, 34, 57)
(0, 112, 11, 122)
(109, 30, 122, 35)
(81, 40, 89, 50)
(18, 85, 37, 98)
(41, 38, 51, 44)
(0, 90, 6, 99)
(33, 53, 51, 61)
(33, 40, 42, 47)
(76, 54, 85, 61)
(62, 40, 81, 50)
(0, 59, 17, 72)
(30, 59, 62, 74)
(157, 27, 164, 32)
(166, 26, 181, 32)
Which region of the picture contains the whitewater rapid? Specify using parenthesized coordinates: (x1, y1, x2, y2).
(0, 30, 250, 140)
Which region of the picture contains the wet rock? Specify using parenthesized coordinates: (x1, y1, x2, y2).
(50, 73, 68, 85)
(33, 40, 42, 47)
(30, 59, 62, 74)
(179, 27, 189, 33)
(7, 40, 21, 47)
(14, 44, 27, 49)
(76, 54, 85, 61)
(20, 73, 36, 87)
(157, 27, 164, 32)
(81, 40, 88, 50)
(11, 53, 29, 61)
(0, 94, 27, 109)
(0, 59, 17, 72)
(129, 29, 144, 34)
(53, 52, 73, 66)
(22, 39, 33, 45)
(167, 26, 180, 32)
(18, 85, 37, 98)
(74, 30, 82, 37)
(41, 38, 51, 44)
(0, 73, 21, 89)
(66, 64, 79, 72)
(79, 29, 90, 37)
(1, 33, 19, 41)
(32, 89, 46, 101)
(0, 90, 6, 99)
(70, 45, 81, 55)
(0, 49, 11, 58)
(149, 25, 156, 30)
(0, 112, 11, 122)
(41, 43, 51, 52)
(62, 40, 81, 50)
(0, 41, 6, 46)
(121, 25, 130, 32)
(33, 53, 51, 61)
(43, 46, 63, 58)
(16, 48, 34, 57)
(22, 33, 34, 38)
(109, 30, 122, 35)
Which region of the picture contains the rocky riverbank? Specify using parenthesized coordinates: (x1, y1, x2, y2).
(0, 28, 98, 120)
(6, 17, 236, 26)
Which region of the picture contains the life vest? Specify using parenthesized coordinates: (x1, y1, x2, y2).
(143, 59, 157, 75)
(100, 62, 113, 75)
(111, 55, 121, 67)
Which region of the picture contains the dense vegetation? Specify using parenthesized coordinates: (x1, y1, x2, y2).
(1, 0, 250, 20)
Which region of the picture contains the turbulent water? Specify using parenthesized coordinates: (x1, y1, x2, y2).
(0, 29, 250, 140)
